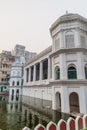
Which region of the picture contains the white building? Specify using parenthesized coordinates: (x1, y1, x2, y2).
(9, 60, 23, 102)
(23, 13, 87, 114)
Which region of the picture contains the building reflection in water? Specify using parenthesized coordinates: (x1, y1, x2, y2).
(0, 95, 71, 130)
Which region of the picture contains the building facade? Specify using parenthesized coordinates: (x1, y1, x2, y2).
(0, 51, 15, 92)
(23, 13, 87, 114)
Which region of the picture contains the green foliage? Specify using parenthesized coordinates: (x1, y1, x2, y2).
(83, 128, 87, 130)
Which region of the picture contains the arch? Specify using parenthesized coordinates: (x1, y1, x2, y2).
(11, 89, 14, 101)
(69, 92, 80, 113)
(55, 66, 60, 80)
(68, 65, 77, 79)
(17, 81, 19, 86)
(16, 89, 19, 101)
(57, 119, 66, 130)
(56, 92, 61, 111)
(47, 121, 56, 130)
(84, 64, 87, 79)
(12, 81, 15, 86)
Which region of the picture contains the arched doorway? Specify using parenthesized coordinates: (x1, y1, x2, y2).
(56, 92, 61, 111)
(11, 89, 14, 101)
(69, 92, 79, 113)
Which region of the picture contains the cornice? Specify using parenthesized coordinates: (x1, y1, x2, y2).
(23, 79, 87, 88)
(50, 48, 87, 57)
(50, 14, 87, 33)
(50, 79, 87, 85)
(23, 83, 51, 88)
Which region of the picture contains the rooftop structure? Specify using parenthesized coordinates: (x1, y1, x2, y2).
(13, 44, 36, 63)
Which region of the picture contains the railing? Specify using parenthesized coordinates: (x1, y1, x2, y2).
(22, 114, 87, 130)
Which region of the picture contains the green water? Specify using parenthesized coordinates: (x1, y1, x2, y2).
(0, 96, 72, 130)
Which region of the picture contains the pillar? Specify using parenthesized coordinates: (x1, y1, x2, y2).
(24, 68, 27, 84)
(75, 29, 80, 47)
(60, 54, 67, 80)
(52, 57, 55, 80)
(40, 61, 43, 80)
(52, 86, 57, 110)
(79, 86, 87, 114)
(48, 57, 50, 80)
(60, 31, 65, 49)
(33, 65, 36, 81)
(77, 52, 85, 79)
(29, 67, 31, 82)
(61, 86, 70, 113)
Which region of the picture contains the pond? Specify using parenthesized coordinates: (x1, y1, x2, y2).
(0, 95, 73, 130)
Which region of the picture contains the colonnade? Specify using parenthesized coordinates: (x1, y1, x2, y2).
(25, 58, 51, 83)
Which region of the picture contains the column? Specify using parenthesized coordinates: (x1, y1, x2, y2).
(52, 57, 55, 80)
(52, 86, 57, 110)
(77, 52, 85, 79)
(24, 68, 27, 84)
(60, 31, 64, 49)
(60, 53, 67, 80)
(61, 86, 70, 113)
(79, 86, 87, 114)
(75, 29, 80, 47)
(40, 61, 43, 80)
(48, 58, 50, 80)
(28, 68, 30, 82)
(29, 67, 31, 82)
(33, 65, 36, 81)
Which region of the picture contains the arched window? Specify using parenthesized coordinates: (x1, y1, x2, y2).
(12, 81, 15, 86)
(68, 66, 77, 79)
(85, 66, 87, 79)
(16, 89, 19, 101)
(11, 89, 14, 101)
(55, 66, 60, 80)
(17, 81, 19, 86)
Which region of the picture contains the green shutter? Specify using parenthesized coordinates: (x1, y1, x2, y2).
(68, 67, 77, 79)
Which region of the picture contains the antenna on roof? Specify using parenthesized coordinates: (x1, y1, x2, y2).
(66, 10, 68, 14)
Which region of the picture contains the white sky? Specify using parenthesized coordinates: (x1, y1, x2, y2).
(0, 0, 87, 53)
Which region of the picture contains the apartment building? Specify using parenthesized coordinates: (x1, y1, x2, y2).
(13, 44, 36, 63)
(0, 51, 15, 92)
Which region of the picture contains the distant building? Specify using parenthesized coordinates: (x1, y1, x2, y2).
(13, 44, 25, 59)
(0, 50, 15, 92)
(25, 50, 36, 62)
(13, 44, 36, 63)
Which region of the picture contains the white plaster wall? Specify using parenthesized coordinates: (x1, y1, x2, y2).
(22, 86, 52, 101)
(54, 56, 59, 64)
(66, 53, 77, 61)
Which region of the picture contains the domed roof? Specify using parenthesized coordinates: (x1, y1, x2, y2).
(50, 13, 87, 31)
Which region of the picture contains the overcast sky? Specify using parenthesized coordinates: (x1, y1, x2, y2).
(0, 0, 87, 54)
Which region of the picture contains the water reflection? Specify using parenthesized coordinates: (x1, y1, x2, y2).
(0, 95, 72, 130)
